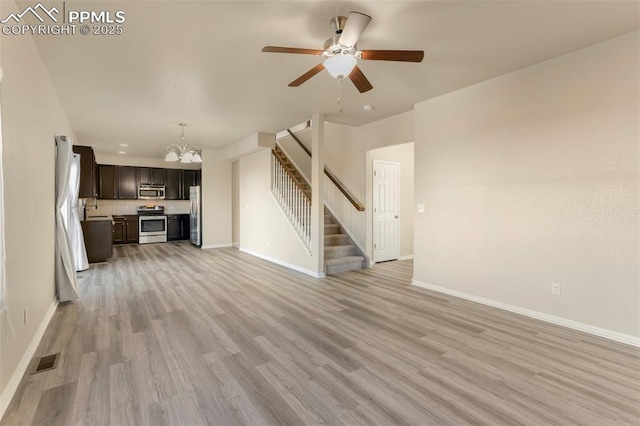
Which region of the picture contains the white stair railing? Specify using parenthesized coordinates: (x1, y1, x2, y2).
(271, 150, 311, 250)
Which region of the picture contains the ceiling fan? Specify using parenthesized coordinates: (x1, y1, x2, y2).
(262, 11, 424, 93)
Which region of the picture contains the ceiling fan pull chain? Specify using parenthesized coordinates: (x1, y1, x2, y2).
(338, 78, 344, 113)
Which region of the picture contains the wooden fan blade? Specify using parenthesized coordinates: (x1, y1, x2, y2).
(348, 66, 373, 93)
(360, 50, 424, 62)
(262, 46, 323, 55)
(339, 12, 371, 47)
(288, 64, 325, 87)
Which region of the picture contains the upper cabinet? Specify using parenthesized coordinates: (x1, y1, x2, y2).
(97, 165, 118, 199)
(182, 169, 197, 200)
(164, 169, 182, 200)
(118, 166, 138, 199)
(138, 167, 165, 185)
(98, 165, 137, 200)
(93, 162, 200, 200)
(72, 145, 97, 198)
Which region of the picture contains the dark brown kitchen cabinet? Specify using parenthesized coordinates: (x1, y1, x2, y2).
(112, 217, 125, 243)
(167, 215, 182, 240)
(138, 167, 165, 185)
(113, 215, 138, 244)
(181, 214, 190, 240)
(73, 145, 97, 199)
(167, 214, 189, 240)
(97, 165, 118, 199)
(117, 166, 138, 199)
(164, 169, 182, 200)
(81, 220, 113, 263)
(125, 215, 139, 242)
(182, 169, 197, 200)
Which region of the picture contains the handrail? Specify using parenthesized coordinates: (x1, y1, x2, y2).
(285, 129, 365, 212)
(272, 149, 311, 201)
(287, 129, 311, 157)
(324, 169, 364, 211)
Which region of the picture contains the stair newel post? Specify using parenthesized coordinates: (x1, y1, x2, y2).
(310, 113, 325, 274)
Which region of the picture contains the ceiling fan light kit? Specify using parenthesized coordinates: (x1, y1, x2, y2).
(164, 123, 202, 163)
(261, 11, 424, 93)
(324, 55, 357, 79)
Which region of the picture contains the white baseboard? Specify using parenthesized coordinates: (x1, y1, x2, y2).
(411, 279, 640, 348)
(239, 247, 325, 278)
(0, 298, 59, 420)
(399, 255, 414, 261)
(200, 243, 233, 250)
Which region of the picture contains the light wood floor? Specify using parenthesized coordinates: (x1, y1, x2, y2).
(2, 242, 639, 425)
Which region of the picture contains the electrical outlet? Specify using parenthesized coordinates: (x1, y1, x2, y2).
(551, 282, 561, 295)
(417, 204, 425, 213)
(266, 241, 270, 248)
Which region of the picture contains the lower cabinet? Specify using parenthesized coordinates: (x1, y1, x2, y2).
(126, 216, 139, 242)
(181, 215, 190, 240)
(113, 215, 139, 244)
(81, 220, 113, 263)
(167, 214, 190, 241)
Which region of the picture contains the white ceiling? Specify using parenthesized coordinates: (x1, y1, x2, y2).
(30, 1, 639, 159)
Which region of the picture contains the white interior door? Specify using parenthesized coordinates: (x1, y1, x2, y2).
(373, 160, 400, 263)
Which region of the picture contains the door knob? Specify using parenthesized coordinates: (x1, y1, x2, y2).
(394, 215, 399, 218)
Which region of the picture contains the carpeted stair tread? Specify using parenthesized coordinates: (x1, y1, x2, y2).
(325, 256, 365, 266)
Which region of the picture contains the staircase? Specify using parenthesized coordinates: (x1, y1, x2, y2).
(324, 207, 366, 275)
(274, 145, 311, 197)
(272, 145, 366, 275)
(272, 146, 312, 248)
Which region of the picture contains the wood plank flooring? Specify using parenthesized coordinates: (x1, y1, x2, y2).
(2, 242, 639, 425)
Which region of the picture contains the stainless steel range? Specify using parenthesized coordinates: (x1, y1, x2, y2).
(138, 205, 167, 244)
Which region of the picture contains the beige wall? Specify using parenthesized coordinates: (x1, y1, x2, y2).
(369, 143, 415, 258)
(325, 111, 414, 205)
(0, 0, 76, 402)
(239, 149, 318, 275)
(201, 150, 232, 248)
(232, 161, 239, 246)
(413, 32, 639, 338)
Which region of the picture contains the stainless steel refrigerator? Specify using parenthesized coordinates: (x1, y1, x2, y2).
(189, 186, 202, 247)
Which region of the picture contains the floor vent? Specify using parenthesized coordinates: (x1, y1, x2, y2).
(32, 353, 60, 374)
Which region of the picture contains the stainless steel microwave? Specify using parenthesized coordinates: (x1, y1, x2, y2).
(138, 185, 165, 200)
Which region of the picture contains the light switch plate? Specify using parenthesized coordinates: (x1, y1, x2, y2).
(417, 204, 425, 213)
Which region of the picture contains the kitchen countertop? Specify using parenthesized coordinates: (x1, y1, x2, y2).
(83, 215, 113, 222)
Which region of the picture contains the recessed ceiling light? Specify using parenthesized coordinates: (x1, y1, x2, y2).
(118, 151, 126, 155)
(119, 143, 128, 147)
(362, 104, 373, 112)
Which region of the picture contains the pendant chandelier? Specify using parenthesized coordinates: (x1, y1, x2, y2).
(164, 123, 202, 163)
